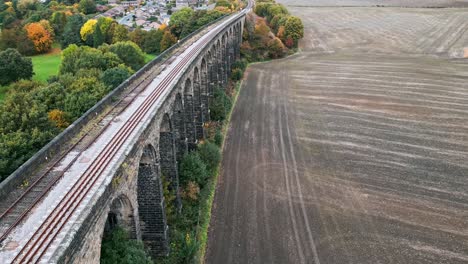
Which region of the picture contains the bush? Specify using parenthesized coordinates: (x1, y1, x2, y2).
(100, 227, 153, 264)
(0, 48, 34, 85)
(209, 88, 232, 122)
(101, 65, 134, 89)
(179, 152, 208, 186)
(214, 128, 223, 147)
(230, 68, 243, 81)
(198, 142, 221, 172)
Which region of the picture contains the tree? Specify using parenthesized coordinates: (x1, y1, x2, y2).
(50, 11, 67, 36)
(198, 142, 220, 172)
(209, 87, 231, 121)
(0, 27, 35, 55)
(79, 0, 96, 15)
(277, 25, 286, 41)
(101, 65, 133, 89)
(24, 22, 53, 53)
(64, 77, 105, 119)
(142, 29, 163, 54)
(60, 44, 122, 75)
(266, 4, 288, 21)
(93, 21, 104, 47)
(61, 14, 86, 48)
(97, 16, 115, 44)
(129, 28, 148, 49)
(267, 37, 285, 59)
(80, 19, 97, 42)
(48, 109, 69, 129)
(179, 152, 208, 186)
(112, 24, 129, 43)
(109, 41, 145, 71)
(0, 48, 33, 85)
(33, 82, 66, 110)
(284, 16, 304, 47)
(39, 19, 54, 40)
(160, 30, 177, 52)
(100, 228, 153, 264)
(169, 7, 193, 37)
(0, 88, 54, 135)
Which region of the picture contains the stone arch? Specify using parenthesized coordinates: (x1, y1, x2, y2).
(200, 58, 210, 123)
(193, 67, 204, 140)
(222, 33, 229, 85)
(158, 113, 181, 210)
(173, 93, 187, 162)
(103, 194, 137, 239)
(217, 40, 224, 86)
(210, 46, 218, 88)
(184, 78, 197, 148)
(137, 144, 168, 257)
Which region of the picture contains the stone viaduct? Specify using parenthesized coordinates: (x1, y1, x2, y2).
(63, 17, 245, 263)
(0, 7, 247, 264)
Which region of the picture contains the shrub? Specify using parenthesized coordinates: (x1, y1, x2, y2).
(0, 48, 34, 85)
(179, 152, 208, 186)
(209, 88, 232, 122)
(100, 227, 153, 264)
(181, 181, 200, 201)
(230, 68, 243, 81)
(198, 142, 221, 172)
(214, 128, 223, 147)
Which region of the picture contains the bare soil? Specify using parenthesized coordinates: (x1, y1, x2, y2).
(207, 2, 468, 264)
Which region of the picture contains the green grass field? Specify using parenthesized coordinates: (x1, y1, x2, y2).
(144, 53, 157, 63)
(30, 52, 62, 82)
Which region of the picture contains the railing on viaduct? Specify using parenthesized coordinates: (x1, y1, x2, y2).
(0, 1, 251, 263)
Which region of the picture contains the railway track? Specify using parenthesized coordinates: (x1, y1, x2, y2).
(0, 59, 161, 244)
(0, 2, 251, 263)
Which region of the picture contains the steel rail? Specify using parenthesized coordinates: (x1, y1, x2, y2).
(11, 5, 250, 263)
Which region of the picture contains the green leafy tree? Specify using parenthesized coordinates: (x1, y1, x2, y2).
(97, 17, 115, 44)
(129, 28, 148, 49)
(60, 44, 122, 75)
(112, 24, 129, 43)
(0, 129, 55, 180)
(93, 21, 104, 47)
(33, 82, 66, 110)
(79, 0, 96, 15)
(142, 29, 163, 54)
(179, 152, 208, 186)
(284, 16, 304, 47)
(100, 228, 153, 264)
(64, 86, 98, 119)
(101, 65, 134, 89)
(109, 41, 145, 71)
(169, 7, 193, 37)
(0, 85, 52, 134)
(160, 30, 177, 52)
(50, 11, 67, 36)
(61, 14, 86, 48)
(198, 141, 221, 172)
(209, 87, 232, 121)
(0, 48, 33, 85)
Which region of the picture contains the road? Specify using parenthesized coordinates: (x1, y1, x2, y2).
(206, 1, 468, 264)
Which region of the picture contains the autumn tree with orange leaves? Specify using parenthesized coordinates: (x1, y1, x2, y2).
(24, 22, 53, 54)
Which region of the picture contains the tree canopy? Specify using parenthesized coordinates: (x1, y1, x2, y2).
(0, 48, 34, 85)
